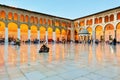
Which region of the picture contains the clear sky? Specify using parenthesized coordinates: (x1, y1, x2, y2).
(0, 0, 120, 19)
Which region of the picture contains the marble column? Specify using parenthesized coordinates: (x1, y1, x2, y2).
(45, 31, 48, 44)
(5, 27, 8, 44)
(18, 28, 20, 40)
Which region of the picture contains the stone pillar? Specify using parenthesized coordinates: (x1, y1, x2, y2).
(5, 27, 8, 44)
(18, 28, 20, 40)
(28, 29, 31, 40)
(45, 30, 48, 44)
(92, 31, 96, 42)
(53, 31, 56, 42)
(71, 23, 74, 42)
(37, 30, 40, 43)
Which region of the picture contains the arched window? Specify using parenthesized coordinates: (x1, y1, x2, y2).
(117, 12, 120, 20)
(99, 17, 102, 23)
(40, 18, 43, 25)
(95, 18, 98, 24)
(30, 16, 34, 23)
(20, 14, 24, 22)
(34, 17, 38, 24)
(0, 10, 6, 19)
(110, 14, 114, 21)
(104, 16, 109, 23)
(25, 15, 29, 22)
(8, 12, 13, 20)
(14, 13, 18, 21)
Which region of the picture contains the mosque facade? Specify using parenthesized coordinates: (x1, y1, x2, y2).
(0, 4, 120, 43)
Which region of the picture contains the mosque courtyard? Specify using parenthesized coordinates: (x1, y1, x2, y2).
(0, 43, 120, 80)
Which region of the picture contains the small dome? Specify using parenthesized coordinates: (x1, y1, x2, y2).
(78, 29, 89, 36)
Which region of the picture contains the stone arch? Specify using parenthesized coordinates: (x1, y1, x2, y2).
(74, 29, 78, 41)
(61, 29, 67, 41)
(104, 24, 114, 41)
(95, 25, 103, 41)
(8, 22, 18, 41)
(40, 26, 46, 41)
(86, 26, 92, 40)
(0, 21, 5, 39)
(31, 25, 37, 41)
(47, 27, 53, 42)
(20, 24, 28, 41)
(116, 22, 120, 41)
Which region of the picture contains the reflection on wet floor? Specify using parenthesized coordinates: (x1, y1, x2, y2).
(0, 43, 120, 80)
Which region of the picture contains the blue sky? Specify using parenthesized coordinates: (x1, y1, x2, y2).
(0, 0, 120, 19)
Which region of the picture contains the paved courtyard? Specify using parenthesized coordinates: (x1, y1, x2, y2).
(0, 43, 120, 80)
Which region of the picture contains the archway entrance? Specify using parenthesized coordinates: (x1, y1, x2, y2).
(105, 24, 114, 41)
(87, 27, 92, 40)
(20, 24, 28, 42)
(67, 30, 71, 42)
(40, 26, 46, 42)
(116, 22, 120, 42)
(0, 21, 5, 41)
(55, 28, 60, 42)
(31, 26, 37, 41)
(74, 30, 78, 42)
(8, 22, 18, 42)
(95, 25, 103, 41)
(48, 27, 53, 42)
(61, 29, 67, 41)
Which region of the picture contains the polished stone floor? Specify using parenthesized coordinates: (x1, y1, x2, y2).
(0, 43, 120, 80)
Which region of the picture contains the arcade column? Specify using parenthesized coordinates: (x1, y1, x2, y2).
(28, 29, 31, 41)
(37, 30, 40, 43)
(5, 27, 8, 44)
(18, 28, 20, 40)
(45, 30, 48, 44)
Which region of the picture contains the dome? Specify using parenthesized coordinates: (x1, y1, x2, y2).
(78, 28, 90, 36)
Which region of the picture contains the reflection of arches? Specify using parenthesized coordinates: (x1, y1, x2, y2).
(105, 24, 114, 41)
(55, 28, 60, 41)
(0, 21, 5, 39)
(20, 24, 28, 41)
(48, 27, 53, 41)
(31, 26, 37, 41)
(95, 25, 103, 41)
(8, 22, 18, 40)
(61, 29, 67, 40)
(40, 26, 46, 41)
(116, 22, 120, 41)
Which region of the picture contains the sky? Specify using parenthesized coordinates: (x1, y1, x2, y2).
(0, 0, 120, 19)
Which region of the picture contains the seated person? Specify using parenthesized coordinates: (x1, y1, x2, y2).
(39, 42, 49, 52)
